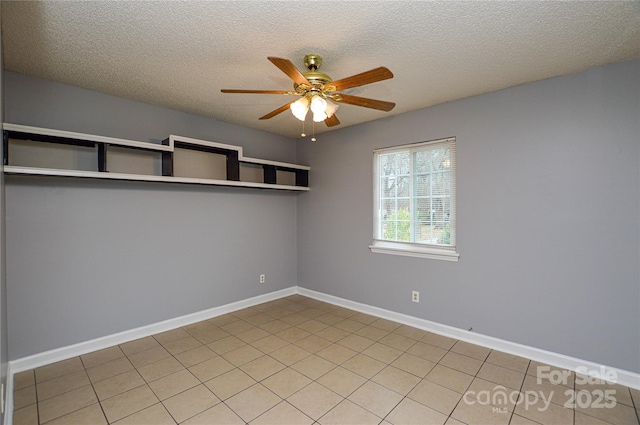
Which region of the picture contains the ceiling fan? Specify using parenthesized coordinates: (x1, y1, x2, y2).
(221, 54, 395, 129)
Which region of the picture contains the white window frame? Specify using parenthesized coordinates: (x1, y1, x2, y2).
(370, 137, 459, 261)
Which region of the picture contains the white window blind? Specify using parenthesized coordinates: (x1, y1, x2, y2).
(371, 138, 459, 261)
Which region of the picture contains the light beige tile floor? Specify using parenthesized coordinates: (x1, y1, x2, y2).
(12, 295, 640, 425)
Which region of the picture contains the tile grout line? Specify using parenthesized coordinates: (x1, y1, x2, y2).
(34, 376, 40, 425)
(633, 390, 640, 425)
(78, 354, 111, 425)
(434, 341, 487, 424)
(508, 358, 532, 425)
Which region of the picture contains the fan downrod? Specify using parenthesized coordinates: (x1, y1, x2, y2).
(304, 54, 322, 70)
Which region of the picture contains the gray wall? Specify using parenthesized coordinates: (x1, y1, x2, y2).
(4, 72, 299, 359)
(297, 59, 640, 373)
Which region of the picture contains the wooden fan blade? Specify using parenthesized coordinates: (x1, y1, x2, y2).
(335, 94, 395, 112)
(324, 114, 340, 127)
(268, 57, 311, 86)
(259, 102, 293, 120)
(328, 67, 393, 92)
(221, 89, 293, 94)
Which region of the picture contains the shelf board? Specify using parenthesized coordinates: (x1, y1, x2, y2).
(4, 123, 173, 152)
(4, 166, 310, 191)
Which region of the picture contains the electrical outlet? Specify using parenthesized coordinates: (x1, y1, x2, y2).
(412, 291, 420, 303)
(259, 274, 265, 283)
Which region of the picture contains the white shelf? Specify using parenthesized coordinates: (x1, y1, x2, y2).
(3, 123, 310, 191)
(3, 123, 174, 152)
(167, 134, 310, 171)
(3, 166, 309, 191)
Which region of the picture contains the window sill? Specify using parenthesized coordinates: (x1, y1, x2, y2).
(369, 240, 459, 262)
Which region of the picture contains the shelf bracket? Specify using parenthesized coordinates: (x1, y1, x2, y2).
(162, 151, 173, 177)
(263, 165, 277, 184)
(97, 143, 107, 172)
(226, 151, 240, 181)
(3, 131, 8, 166)
(295, 169, 309, 187)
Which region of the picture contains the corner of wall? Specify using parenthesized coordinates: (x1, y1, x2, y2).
(0, 6, 11, 423)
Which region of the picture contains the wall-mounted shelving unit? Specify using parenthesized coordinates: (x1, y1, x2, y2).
(2, 123, 309, 191)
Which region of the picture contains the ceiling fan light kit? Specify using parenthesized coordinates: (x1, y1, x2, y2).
(221, 54, 395, 139)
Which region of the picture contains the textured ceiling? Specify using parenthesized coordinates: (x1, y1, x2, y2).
(2, 1, 640, 139)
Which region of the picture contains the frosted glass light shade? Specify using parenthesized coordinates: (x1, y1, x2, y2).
(312, 111, 327, 122)
(310, 95, 327, 114)
(311, 95, 328, 122)
(290, 97, 310, 121)
(324, 100, 339, 118)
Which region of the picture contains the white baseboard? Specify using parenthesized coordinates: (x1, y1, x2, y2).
(297, 287, 640, 390)
(7, 284, 639, 402)
(4, 363, 13, 425)
(9, 287, 296, 374)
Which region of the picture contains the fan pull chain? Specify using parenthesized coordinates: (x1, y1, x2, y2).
(311, 121, 317, 142)
(301, 120, 306, 138)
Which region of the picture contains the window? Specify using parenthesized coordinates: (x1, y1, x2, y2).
(370, 138, 459, 261)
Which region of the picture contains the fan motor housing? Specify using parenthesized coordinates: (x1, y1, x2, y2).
(294, 72, 333, 93)
(303, 70, 332, 84)
(294, 54, 333, 92)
